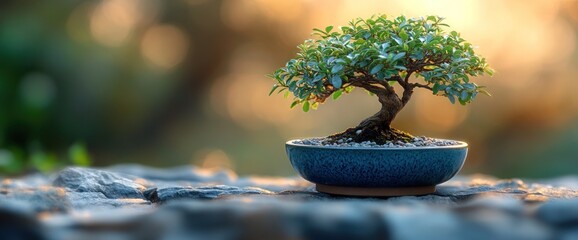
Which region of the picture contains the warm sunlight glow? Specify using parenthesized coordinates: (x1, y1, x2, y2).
(414, 94, 469, 133)
(220, 0, 260, 31)
(215, 74, 296, 129)
(197, 149, 233, 170)
(252, 0, 303, 23)
(90, 0, 141, 46)
(244, 177, 307, 189)
(141, 25, 190, 69)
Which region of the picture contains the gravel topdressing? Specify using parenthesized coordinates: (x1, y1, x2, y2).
(295, 136, 461, 148)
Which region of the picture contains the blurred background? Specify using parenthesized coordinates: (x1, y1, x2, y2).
(1, 0, 577, 178)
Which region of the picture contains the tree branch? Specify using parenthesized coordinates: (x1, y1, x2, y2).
(404, 70, 414, 84)
(350, 81, 387, 96)
(411, 83, 433, 90)
(401, 88, 413, 106)
(356, 70, 394, 91)
(400, 78, 432, 106)
(350, 74, 395, 95)
(388, 75, 409, 90)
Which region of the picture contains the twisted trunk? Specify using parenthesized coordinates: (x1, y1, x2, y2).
(328, 88, 414, 144)
(358, 93, 402, 130)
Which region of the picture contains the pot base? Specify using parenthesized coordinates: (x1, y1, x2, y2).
(316, 184, 436, 197)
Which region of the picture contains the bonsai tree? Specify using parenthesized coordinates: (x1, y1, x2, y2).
(269, 15, 493, 144)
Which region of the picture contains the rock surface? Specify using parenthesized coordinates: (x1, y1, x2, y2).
(53, 167, 146, 199)
(0, 166, 577, 240)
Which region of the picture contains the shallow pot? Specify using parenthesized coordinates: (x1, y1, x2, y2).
(285, 139, 467, 197)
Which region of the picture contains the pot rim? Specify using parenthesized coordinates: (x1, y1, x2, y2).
(286, 138, 468, 150)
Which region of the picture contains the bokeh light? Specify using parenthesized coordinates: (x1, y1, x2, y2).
(1, 0, 578, 178)
(141, 25, 190, 69)
(90, 0, 141, 46)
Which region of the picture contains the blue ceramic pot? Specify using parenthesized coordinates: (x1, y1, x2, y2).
(285, 139, 467, 196)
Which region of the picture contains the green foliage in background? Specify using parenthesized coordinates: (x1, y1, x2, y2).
(0, 1, 197, 174)
(0, 142, 91, 174)
(269, 15, 494, 111)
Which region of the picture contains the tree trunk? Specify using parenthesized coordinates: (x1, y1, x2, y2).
(328, 92, 414, 144)
(359, 93, 402, 129)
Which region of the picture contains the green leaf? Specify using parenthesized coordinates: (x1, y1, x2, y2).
(363, 32, 371, 39)
(447, 94, 456, 104)
(463, 83, 476, 90)
(288, 81, 297, 92)
(344, 86, 355, 93)
(290, 100, 299, 108)
(302, 101, 310, 112)
(31, 152, 58, 173)
(399, 29, 408, 41)
(311, 102, 319, 110)
(479, 88, 492, 96)
(335, 58, 347, 64)
(392, 36, 403, 45)
(331, 64, 343, 74)
(313, 28, 325, 34)
(370, 64, 384, 74)
(458, 98, 467, 105)
(330, 75, 342, 88)
(69, 143, 91, 166)
(313, 73, 326, 83)
(381, 43, 390, 50)
(269, 84, 279, 96)
(332, 89, 343, 100)
(325, 26, 334, 33)
(392, 52, 406, 61)
(432, 83, 442, 94)
(460, 91, 468, 101)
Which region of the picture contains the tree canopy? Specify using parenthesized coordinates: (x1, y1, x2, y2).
(269, 15, 493, 112)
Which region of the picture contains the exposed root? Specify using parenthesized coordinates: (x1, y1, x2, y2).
(327, 126, 414, 145)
